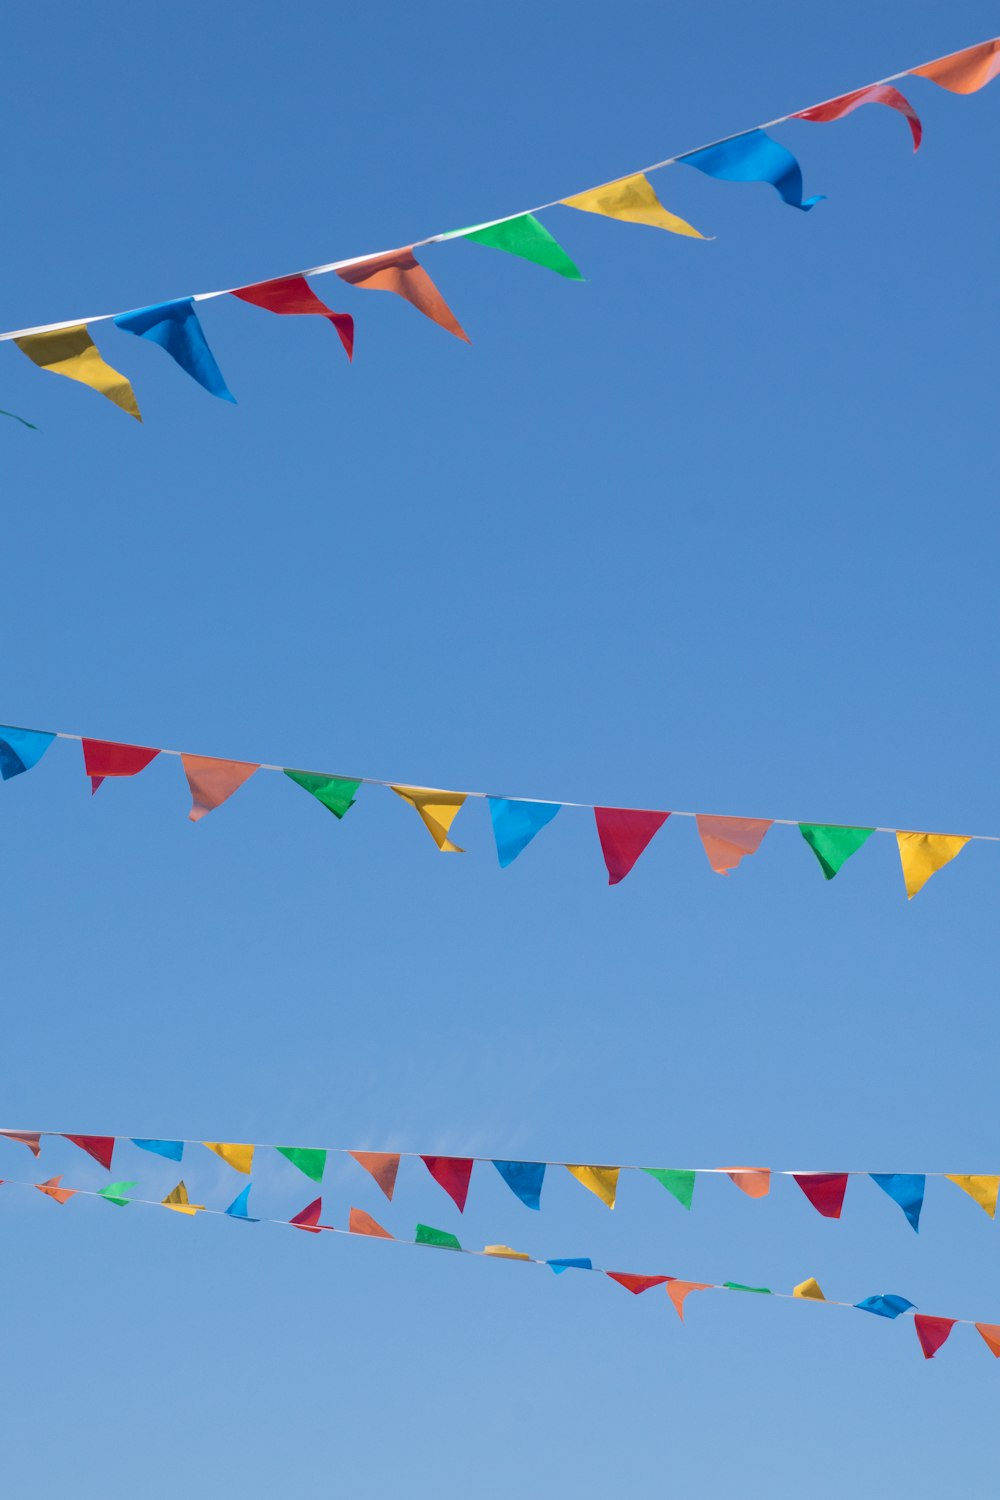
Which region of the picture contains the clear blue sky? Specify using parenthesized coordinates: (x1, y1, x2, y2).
(2, 3, 999, 1495)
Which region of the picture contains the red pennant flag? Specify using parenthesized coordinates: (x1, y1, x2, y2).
(607, 1271, 670, 1295)
(349, 1151, 400, 1201)
(349, 1206, 393, 1239)
(976, 1323, 1000, 1358)
(792, 1172, 849, 1219)
(81, 739, 159, 795)
(0, 1130, 42, 1156)
(914, 1314, 956, 1359)
(63, 1134, 115, 1170)
(230, 274, 354, 361)
(594, 807, 670, 885)
(337, 248, 470, 342)
(181, 755, 259, 822)
(666, 1280, 711, 1321)
(726, 1167, 771, 1199)
(793, 84, 922, 151)
(421, 1155, 474, 1212)
(36, 1175, 75, 1205)
(290, 1197, 324, 1233)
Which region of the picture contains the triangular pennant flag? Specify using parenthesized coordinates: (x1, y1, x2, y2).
(81, 739, 159, 795)
(681, 128, 823, 210)
(607, 1272, 670, 1295)
(798, 824, 874, 880)
(642, 1167, 696, 1210)
(0, 726, 55, 781)
(492, 1160, 545, 1211)
(14, 324, 142, 420)
(415, 1222, 461, 1250)
(349, 1151, 400, 1201)
(283, 769, 360, 819)
(64, 1134, 115, 1170)
(547, 1257, 593, 1274)
(726, 1167, 771, 1199)
(946, 1174, 1000, 1218)
(225, 1185, 259, 1221)
(793, 84, 922, 151)
(594, 807, 670, 885)
(290, 1197, 323, 1233)
(97, 1181, 137, 1207)
(421, 1156, 474, 1213)
(0, 1130, 42, 1156)
(182, 756, 259, 823)
(131, 1138, 184, 1162)
(337, 248, 470, 342)
(793, 1277, 825, 1301)
(483, 1245, 530, 1260)
(871, 1173, 925, 1232)
(349, 1207, 393, 1238)
(697, 816, 773, 875)
(896, 831, 970, 898)
(162, 1181, 204, 1215)
(562, 172, 706, 238)
(666, 1281, 711, 1321)
(391, 786, 467, 852)
(565, 1164, 619, 1209)
(114, 299, 235, 402)
(914, 1315, 956, 1359)
(792, 1172, 849, 1219)
(488, 797, 561, 868)
(204, 1141, 254, 1174)
(724, 1282, 772, 1294)
(36, 1175, 75, 1204)
(276, 1147, 327, 1184)
(231, 274, 354, 361)
(855, 1293, 914, 1319)
(975, 1323, 1000, 1357)
(912, 39, 1000, 94)
(454, 213, 583, 279)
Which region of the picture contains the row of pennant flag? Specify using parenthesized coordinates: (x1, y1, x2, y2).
(5, 1172, 997, 1361)
(4, 1128, 999, 1231)
(0, 723, 991, 898)
(2, 37, 998, 427)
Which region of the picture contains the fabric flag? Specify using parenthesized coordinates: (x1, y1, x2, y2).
(726, 1167, 771, 1199)
(793, 1277, 825, 1301)
(896, 831, 970, 898)
(793, 84, 922, 151)
(349, 1151, 400, 1201)
(912, 39, 1000, 94)
(483, 1244, 530, 1260)
(421, 1156, 474, 1213)
(349, 1207, 393, 1238)
(488, 797, 561, 868)
(415, 1222, 461, 1250)
(131, 1138, 184, 1162)
(284, 769, 360, 819)
(225, 1185, 258, 1221)
(643, 1167, 696, 1210)
(14, 324, 142, 420)
(871, 1173, 925, 1232)
(946, 1174, 1000, 1218)
(976, 1324, 1000, 1358)
(561, 172, 706, 238)
(391, 786, 467, 852)
(0, 726, 55, 781)
(337, 248, 469, 342)
(666, 1281, 711, 1321)
(181, 755, 258, 822)
(230, 274, 354, 361)
(162, 1181, 203, 1215)
(204, 1141, 254, 1174)
(97, 1181, 137, 1207)
(792, 1172, 849, 1219)
(681, 129, 823, 210)
(855, 1293, 914, 1319)
(114, 299, 234, 402)
(82, 739, 159, 795)
(36, 1175, 75, 1204)
(914, 1315, 956, 1360)
(493, 1159, 545, 1210)
(798, 824, 874, 880)
(64, 1134, 115, 1170)
(724, 1282, 771, 1294)
(453, 214, 583, 279)
(547, 1257, 593, 1274)
(607, 1272, 670, 1295)
(566, 1164, 619, 1209)
(594, 807, 670, 885)
(696, 815, 773, 875)
(276, 1146, 327, 1184)
(0, 1130, 42, 1156)
(290, 1197, 324, 1233)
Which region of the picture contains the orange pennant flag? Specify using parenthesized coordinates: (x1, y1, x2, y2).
(696, 815, 773, 875)
(666, 1280, 711, 1321)
(349, 1206, 393, 1239)
(0, 1130, 42, 1156)
(181, 755, 259, 822)
(337, 248, 470, 341)
(726, 1167, 771, 1199)
(391, 786, 467, 852)
(976, 1323, 1000, 1358)
(912, 39, 1000, 94)
(349, 1151, 400, 1200)
(36, 1175, 75, 1205)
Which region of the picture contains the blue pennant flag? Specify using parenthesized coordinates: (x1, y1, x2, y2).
(0, 726, 55, 781)
(114, 298, 235, 401)
(493, 1159, 546, 1210)
(132, 1138, 185, 1162)
(225, 1184, 259, 1221)
(870, 1173, 925, 1233)
(855, 1293, 915, 1319)
(547, 1257, 593, 1275)
(488, 797, 561, 868)
(680, 128, 824, 211)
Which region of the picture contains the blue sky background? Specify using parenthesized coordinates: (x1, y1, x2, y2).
(1, 2, 999, 1494)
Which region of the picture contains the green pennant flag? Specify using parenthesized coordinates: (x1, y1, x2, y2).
(642, 1167, 696, 1210)
(97, 1181, 138, 1207)
(276, 1146, 327, 1184)
(724, 1282, 772, 1294)
(415, 1222, 462, 1250)
(798, 823, 875, 879)
(284, 769, 361, 819)
(454, 213, 583, 280)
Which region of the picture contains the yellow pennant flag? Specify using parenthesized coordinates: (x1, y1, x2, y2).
(895, 831, 970, 898)
(391, 785, 467, 853)
(562, 172, 706, 239)
(793, 1277, 825, 1301)
(946, 1174, 1000, 1218)
(14, 324, 142, 419)
(483, 1244, 531, 1260)
(565, 1163, 620, 1209)
(204, 1141, 255, 1174)
(162, 1181, 204, 1215)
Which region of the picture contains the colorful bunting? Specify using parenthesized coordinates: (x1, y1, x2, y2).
(793, 84, 922, 150)
(483, 1244, 530, 1260)
(349, 1207, 393, 1238)
(230, 274, 354, 361)
(203, 1142, 255, 1174)
(131, 1139, 184, 1162)
(798, 824, 874, 880)
(349, 1151, 400, 1201)
(914, 1314, 956, 1359)
(415, 1222, 461, 1250)
(594, 807, 669, 885)
(792, 1172, 848, 1219)
(337, 248, 469, 341)
(855, 1294, 914, 1319)
(793, 1277, 825, 1301)
(36, 1175, 75, 1204)
(565, 1164, 619, 1209)
(607, 1272, 670, 1295)
(726, 1167, 770, 1199)
(642, 1167, 695, 1210)
(946, 1174, 1000, 1218)
(391, 786, 467, 852)
(97, 1181, 137, 1207)
(283, 769, 360, 819)
(0, 726, 54, 781)
(113, 299, 235, 402)
(896, 831, 970, 898)
(562, 172, 705, 237)
(488, 797, 561, 868)
(492, 1159, 545, 1211)
(454, 214, 583, 279)
(681, 128, 823, 210)
(14, 325, 141, 419)
(0, 1130, 41, 1156)
(547, 1257, 593, 1274)
(81, 739, 159, 796)
(63, 1134, 115, 1170)
(162, 1181, 203, 1215)
(289, 1197, 323, 1233)
(421, 1156, 474, 1213)
(870, 1173, 925, 1232)
(666, 1281, 710, 1321)
(225, 1184, 258, 1221)
(276, 1147, 327, 1184)
(976, 1323, 1000, 1357)
(182, 756, 259, 823)
(696, 816, 773, 875)
(912, 39, 1000, 94)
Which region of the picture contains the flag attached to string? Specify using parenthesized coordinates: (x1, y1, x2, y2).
(792, 84, 922, 151)
(594, 808, 669, 885)
(607, 1272, 670, 1295)
(0, 1131, 42, 1156)
(643, 1167, 696, 1210)
(14, 325, 142, 419)
(276, 1147, 327, 1184)
(82, 739, 159, 795)
(666, 1281, 711, 1320)
(912, 39, 1000, 94)
(487, 797, 561, 867)
(114, 299, 235, 401)
(0, 726, 55, 781)
(284, 769, 360, 819)
(726, 1167, 771, 1199)
(415, 1222, 461, 1250)
(492, 1160, 545, 1210)
(182, 756, 259, 822)
(97, 1181, 137, 1207)
(870, 1173, 925, 1232)
(793, 1172, 848, 1219)
(290, 1197, 324, 1233)
(793, 1277, 825, 1301)
(349, 1151, 400, 1200)
(562, 173, 706, 238)
(36, 1175, 75, 1204)
(798, 824, 874, 880)
(204, 1142, 254, 1174)
(421, 1156, 474, 1212)
(914, 1315, 956, 1359)
(231, 275, 354, 361)
(680, 129, 823, 210)
(132, 1139, 184, 1162)
(225, 1184, 258, 1221)
(895, 831, 970, 898)
(449, 214, 583, 279)
(855, 1293, 914, 1319)
(565, 1164, 619, 1209)
(162, 1181, 204, 1215)
(63, 1134, 115, 1170)
(349, 1207, 393, 1238)
(337, 248, 469, 341)
(391, 786, 467, 852)
(945, 1174, 999, 1218)
(696, 815, 772, 875)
